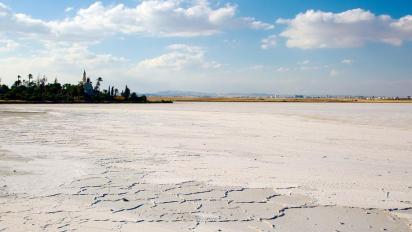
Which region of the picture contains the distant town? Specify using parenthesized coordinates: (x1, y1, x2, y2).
(146, 91, 412, 103)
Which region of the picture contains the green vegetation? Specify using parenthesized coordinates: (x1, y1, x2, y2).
(0, 74, 161, 103)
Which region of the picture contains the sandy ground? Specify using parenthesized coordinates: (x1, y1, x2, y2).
(0, 103, 411, 231)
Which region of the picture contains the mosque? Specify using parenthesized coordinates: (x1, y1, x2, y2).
(82, 70, 94, 96)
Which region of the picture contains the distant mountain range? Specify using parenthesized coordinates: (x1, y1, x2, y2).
(147, 90, 216, 97)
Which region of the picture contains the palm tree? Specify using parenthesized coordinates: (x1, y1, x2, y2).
(40, 75, 47, 86)
(16, 75, 22, 86)
(94, 77, 103, 91)
(28, 74, 33, 85)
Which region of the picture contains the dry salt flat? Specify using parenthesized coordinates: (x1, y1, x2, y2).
(0, 102, 411, 232)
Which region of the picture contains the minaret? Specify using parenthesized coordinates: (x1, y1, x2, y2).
(83, 70, 87, 83)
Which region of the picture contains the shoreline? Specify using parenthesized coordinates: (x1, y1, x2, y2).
(2, 98, 411, 104)
(0, 100, 173, 104)
(148, 96, 412, 103)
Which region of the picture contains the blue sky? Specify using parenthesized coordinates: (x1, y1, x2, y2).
(0, 0, 411, 96)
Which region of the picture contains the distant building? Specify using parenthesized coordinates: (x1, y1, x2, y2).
(82, 70, 87, 83)
(82, 70, 94, 96)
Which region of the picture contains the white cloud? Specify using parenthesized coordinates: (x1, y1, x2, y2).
(137, 44, 221, 71)
(342, 59, 354, 64)
(0, 3, 50, 36)
(0, 0, 274, 43)
(0, 39, 18, 52)
(208, 4, 236, 24)
(260, 35, 277, 49)
(273, 62, 327, 73)
(329, 69, 339, 76)
(392, 15, 412, 32)
(241, 17, 274, 30)
(65, 7, 74, 13)
(276, 67, 290, 72)
(278, 9, 412, 49)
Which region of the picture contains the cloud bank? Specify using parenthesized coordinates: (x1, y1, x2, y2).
(0, 0, 273, 43)
(260, 35, 277, 50)
(137, 44, 221, 71)
(278, 8, 412, 49)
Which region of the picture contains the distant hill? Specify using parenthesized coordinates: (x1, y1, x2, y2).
(147, 90, 274, 98)
(147, 91, 218, 97)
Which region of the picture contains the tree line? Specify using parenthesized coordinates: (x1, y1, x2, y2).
(0, 74, 149, 103)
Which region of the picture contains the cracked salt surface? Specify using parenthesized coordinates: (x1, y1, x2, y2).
(0, 103, 412, 231)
